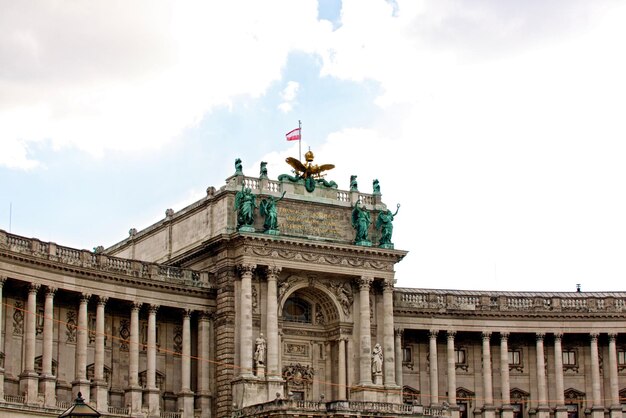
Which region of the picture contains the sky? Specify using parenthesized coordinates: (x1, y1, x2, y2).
(1, 0, 626, 292)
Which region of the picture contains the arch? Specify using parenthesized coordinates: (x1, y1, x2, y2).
(278, 275, 347, 323)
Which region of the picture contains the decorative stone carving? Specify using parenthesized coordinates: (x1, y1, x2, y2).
(282, 363, 314, 385)
(252, 284, 258, 313)
(66, 310, 77, 342)
(278, 276, 298, 300)
(328, 281, 353, 317)
(173, 325, 183, 354)
(285, 343, 309, 357)
(315, 303, 325, 325)
(119, 319, 130, 351)
(13, 300, 24, 335)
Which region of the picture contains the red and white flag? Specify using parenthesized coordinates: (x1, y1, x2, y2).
(286, 128, 301, 141)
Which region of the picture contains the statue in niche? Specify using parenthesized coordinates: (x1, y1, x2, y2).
(350, 175, 358, 191)
(372, 343, 383, 375)
(234, 158, 243, 176)
(260, 161, 268, 178)
(351, 201, 371, 244)
(254, 333, 267, 368)
(260, 191, 286, 232)
(373, 179, 380, 194)
(234, 184, 257, 228)
(376, 203, 401, 247)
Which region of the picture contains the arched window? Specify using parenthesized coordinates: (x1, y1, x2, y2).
(283, 297, 312, 323)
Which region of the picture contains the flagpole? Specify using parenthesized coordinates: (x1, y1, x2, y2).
(299, 120, 302, 162)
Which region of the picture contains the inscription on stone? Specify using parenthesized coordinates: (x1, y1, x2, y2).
(278, 205, 347, 240)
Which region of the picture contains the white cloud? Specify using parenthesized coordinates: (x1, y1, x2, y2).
(0, 0, 330, 168)
(278, 81, 300, 113)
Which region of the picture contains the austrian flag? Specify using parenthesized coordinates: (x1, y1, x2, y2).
(286, 128, 301, 141)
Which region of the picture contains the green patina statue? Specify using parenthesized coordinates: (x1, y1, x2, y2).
(234, 184, 257, 229)
(234, 158, 243, 176)
(351, 201, 371, 245)
(278, 149, 337, 192)
(373, 179, 380, 194)
(350, 175, 358, 192)
(260, 191, 286, 233)
(260, 161, 268, 178)
(376, 203, 400, 248)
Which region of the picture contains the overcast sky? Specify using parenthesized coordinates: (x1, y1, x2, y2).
(1, 0, 625, 292)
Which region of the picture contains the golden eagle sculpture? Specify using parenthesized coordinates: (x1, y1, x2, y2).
(279, 149, 338, 192)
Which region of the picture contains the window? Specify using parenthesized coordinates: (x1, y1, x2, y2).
(455, 348, 468, 371)
(508, 350, 521, 365)
(403, 347, 412, 363)
(283, 297, 312, 323)
(563, 350, 577, 366)
(618, 350, 626, 366)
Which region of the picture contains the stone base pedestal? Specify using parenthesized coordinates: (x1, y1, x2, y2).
(264, 230, 280, 236)
(72, 378, 91, 402)
(609, 405, 623, 418)
(146, 387, 160, 417)
(196, 391, 212, 418)
(591, 406, 605, 418)
(500, 405, 515, 418)
(232, 376, 269, 409)
(355, 240, 372, 247)
(483, 405, 497, 418)
(0, 368, 4, 401)
(256, 365, 266, 378)
(20, 371, 40, 404)
(555, 405, 568, 418)
(384, 384, 401, 404)
(177, 390, 195, 418)
(125, 385, 143, 415)
(349, 384, 380, 402)
(536, 405, 551, 418)
(92, 380, 108, 411)
(238, 226, 255, 233)
(373, 372, 382, 385)
(266, 378, 285, 402)
(449, 406, 461, 418)
(39, 374, 57, 407)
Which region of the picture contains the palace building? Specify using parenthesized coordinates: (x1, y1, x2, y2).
(1, 156, 625, 418)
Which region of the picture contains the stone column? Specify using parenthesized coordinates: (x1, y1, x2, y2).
(500, 333, 513, 418)
(338, 338, 347, 400)
(447, 331, 459, 418)
(72, 293, 90, 400)
(482, 332, 495, 418)
(238, 264, 256, 377)
(126, 302, 142, 414)
(382, 278, 397, 389)
(266, 266, 281, 380)
(41, 287, 57, 407)
(93, 296, 108, 411)
(197, 311, 212, 417)
(535, 333, 549, 418)
(589, 333, 604, 418)
(146, 304, 160, 416)
(554, 333, 567, 418)
(395, 328, 403, 389)
(358, 276, 373, 386)
(178, 309, 194, 417)
(608, 333, 622, 418)
(0, 277, 5, 402)
(20, 283, 40, 404)
(429, 329, 439, 407)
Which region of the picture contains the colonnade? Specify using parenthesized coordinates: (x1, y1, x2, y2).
(408, 329, 623, 418)
(0, 277, 211, 418)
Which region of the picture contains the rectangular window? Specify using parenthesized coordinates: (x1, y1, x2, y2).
(508, 350, 521, 365)
(455, 348, 466, 365)
(402, 347, 412, 363)
(563, 350, 577, 366)
(618, 350, 626, 365)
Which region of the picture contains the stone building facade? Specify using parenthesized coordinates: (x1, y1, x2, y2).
(1, 163, 625, 418)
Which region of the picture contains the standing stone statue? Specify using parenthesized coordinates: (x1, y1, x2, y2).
(372, 179, 380, 194)
(254, 333, 267, 368)
(350, 175, 358, 192)
(372, 343, 383, 380)
(260, 161, 268, 178)
(260, 191, 286, 233)
(234, 158, 243, 176)
(351, 201, 371, 245)
(234, 184, 257, 229)
(376, 203, 400, 248)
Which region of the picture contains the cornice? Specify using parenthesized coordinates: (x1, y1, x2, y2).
(0, 249, 214, 297)
(393, 308, 626, 320)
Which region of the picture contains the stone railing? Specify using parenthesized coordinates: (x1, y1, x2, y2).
(3, 394, 25, 404)
(395, 289, 626, 314)
(160, 411, 182, 418)
(108, 405, 130, 415)
(233, 399, 446, 417)
(0, 230, 214, 289)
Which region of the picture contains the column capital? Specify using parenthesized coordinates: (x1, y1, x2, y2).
(266, 266, 282, 278)
(148, 304, 160, 314)
(500, 332, 509, 340)
(357, 276, 373, 290)
(482, 331, 492, 341)
(536, 332, 545, 341)
(46, 286, 57, 297)
(198, 310, 214, 321)
(238, 263, 256, 277)
(608, 333, 617, 341)
(395, 328, 404, 338)
(28, 283, 41, 294)
(0, 275, 7, 286)
(182, 309, 193, 319)
(447, 331, 456, 340)
(429, 329, 439, 339)
(554, 332, 563, 340)
(80, 293, 91, 303)
(590, 332, 599, 341)
(98, 296, 109, 306)
(131, 301, 142, 312)
(382, 278, 396, 291)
